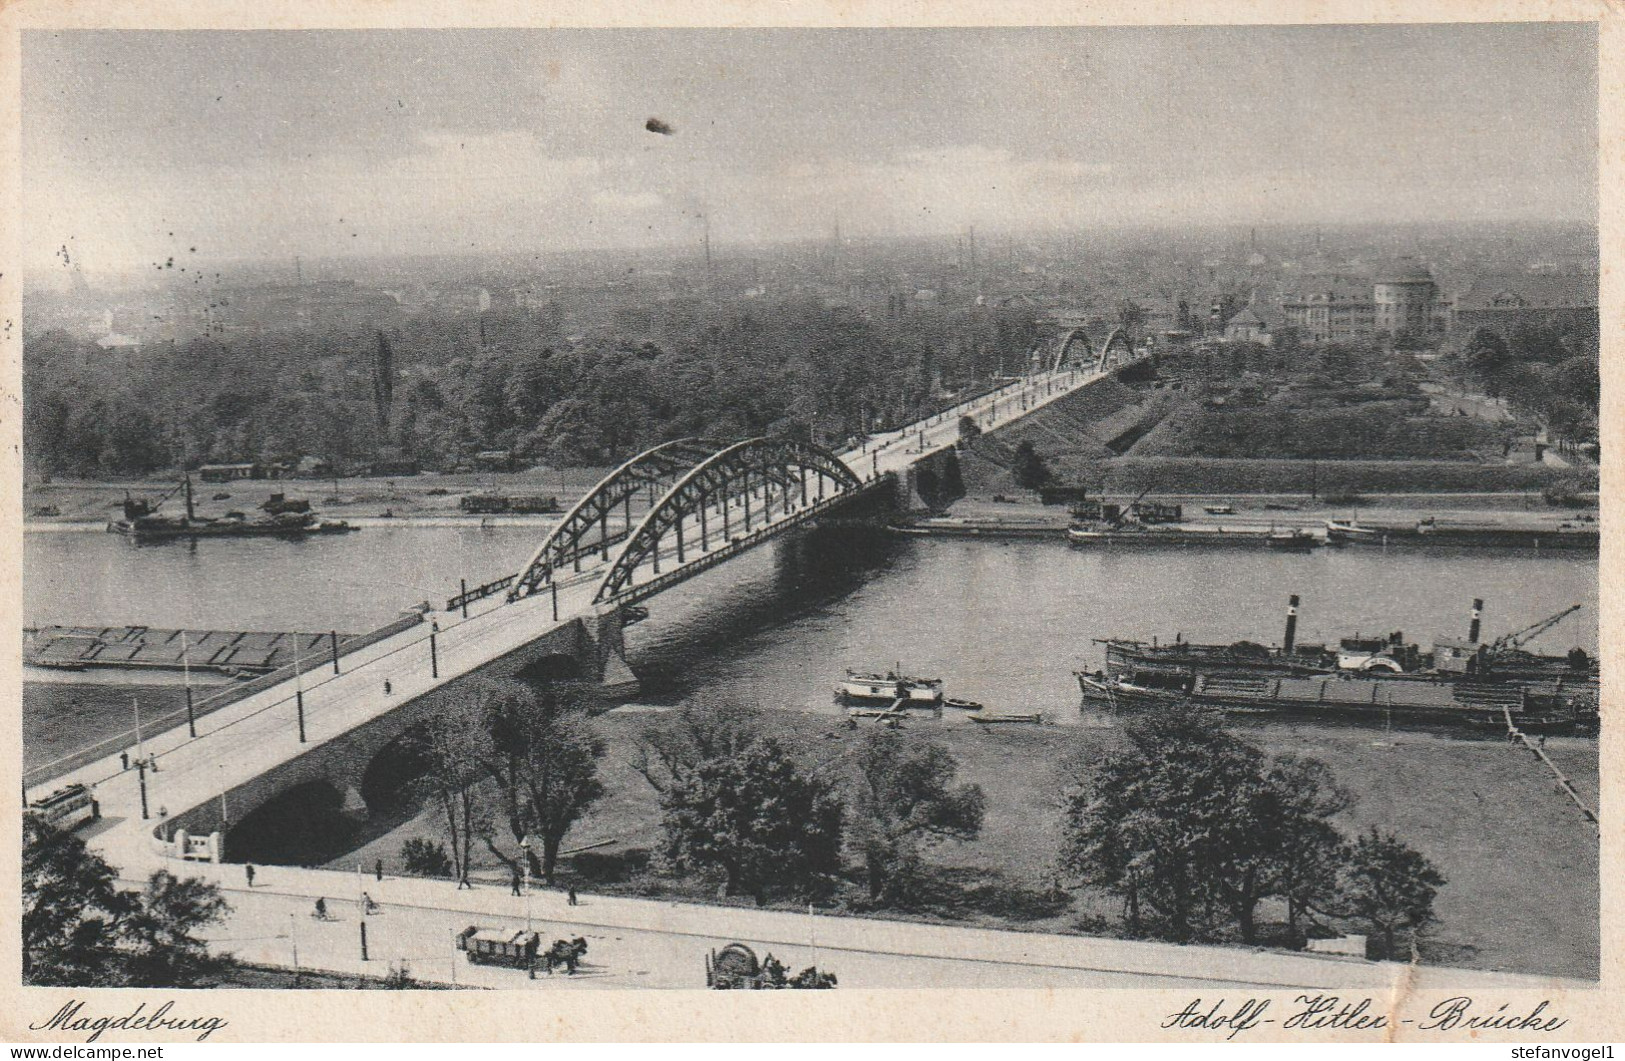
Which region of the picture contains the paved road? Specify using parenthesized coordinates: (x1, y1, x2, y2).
(174, 864, 1579, 991)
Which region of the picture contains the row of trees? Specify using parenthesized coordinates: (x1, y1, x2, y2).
(409, 689, 987, 908)
(23, 297, 1041, 477)
(1460, 327, 1599, 448)
(1063, 710, 1443, 956)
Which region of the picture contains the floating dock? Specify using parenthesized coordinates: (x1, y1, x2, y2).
(24, 625, 355, 676)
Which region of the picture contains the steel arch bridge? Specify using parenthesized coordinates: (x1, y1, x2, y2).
(507, 436, 867, 608)
(591, 438, 864, 607)
(1048, 326, 1135, 373)
(508, 437, 722, 600)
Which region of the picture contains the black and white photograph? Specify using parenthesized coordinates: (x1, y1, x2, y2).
(5, 4, 1614, 1044)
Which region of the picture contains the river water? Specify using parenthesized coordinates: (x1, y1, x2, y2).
(24, 524, 1600, 729)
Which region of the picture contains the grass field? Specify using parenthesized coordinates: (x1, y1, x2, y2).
(335, 706, 1599, 981)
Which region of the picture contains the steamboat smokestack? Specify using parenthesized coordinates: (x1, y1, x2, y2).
(1283, 594, 1300, 656)
(1469, 598, 1483, 643)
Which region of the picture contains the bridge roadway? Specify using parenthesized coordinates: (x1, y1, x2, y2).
(28, 357, 1584, 991)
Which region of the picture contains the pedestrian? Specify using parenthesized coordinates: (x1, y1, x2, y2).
(120, 751, 129, 770)
(375, 858, 383, 882)
(511, 870, 523, 897)
(149, 754, 159, 773)
(568, 887, 578, 907)
(384, 679, 393, 695)
(245, 864, 255, 888)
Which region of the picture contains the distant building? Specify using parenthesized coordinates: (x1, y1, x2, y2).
(1450, 274, 1598, 344)
(1373, 259, 1438, 336)
(1223, 303, 1278, 344)
(472, 449, 515, 472)
(198, 462, 269, 482)
(1280, 278, 1376, 343)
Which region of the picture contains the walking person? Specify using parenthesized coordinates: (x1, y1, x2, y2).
(375, 858, 383, 882)
(567, 887, 578, 907)
(120, 751, 129, 770)
(245, 864, 256, 888)
(511, 869, 523, 897)
(384, 679, 393, 695)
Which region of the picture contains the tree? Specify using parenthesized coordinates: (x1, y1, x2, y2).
(1340, 828, 1445, 960)
(1466, 328, 1512, 396)
(24, 815, 128, 984)
(659, 736, 843, 904)
(630, 695, 764, 795)
(1060, 710, 1361, 945)
(410, 697, 494, 881)
(850, 729, 985, 903)
(1011, 440, 1051, 489)
(957, 414, 982, 444)
(478, 680, 607, 883)
(120, 871, 233, 987)
(1264, 755, 1354, 942)
(401, 838, 454, 878)
(24, 817, 231, 987)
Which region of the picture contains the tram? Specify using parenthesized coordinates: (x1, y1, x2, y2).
(26, 783, 101, 831)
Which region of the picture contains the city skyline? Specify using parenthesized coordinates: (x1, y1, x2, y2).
(22, 24, 1598, 275)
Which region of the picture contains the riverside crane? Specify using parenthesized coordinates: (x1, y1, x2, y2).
(1490, 604, 1583, 653)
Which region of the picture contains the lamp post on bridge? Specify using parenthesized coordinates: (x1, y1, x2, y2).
(181, 629, 197, 738)
(293, 635, 307, 744)
(519, 836, 533, 932)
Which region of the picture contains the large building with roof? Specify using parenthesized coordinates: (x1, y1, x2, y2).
(1373, 260, 1439, 335)
(1449, 274, 1598, 345)
(1280, 276, 1377, 342)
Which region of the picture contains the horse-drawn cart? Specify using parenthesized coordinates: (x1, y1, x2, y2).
(456, 926, 540, 969)
(705, 942, 837, 989)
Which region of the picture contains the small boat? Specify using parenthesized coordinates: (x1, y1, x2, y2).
(1265, 529, 1319, 551)
(835, 668, 944, 705)
(942, 697, 983, 710)
(966, 711, 1046, 725)
(847, 703, 907, 719)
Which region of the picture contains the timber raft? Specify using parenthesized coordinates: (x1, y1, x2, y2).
(24, 626, 357, 676)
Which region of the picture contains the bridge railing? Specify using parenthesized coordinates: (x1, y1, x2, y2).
(447, 573, 517, 613)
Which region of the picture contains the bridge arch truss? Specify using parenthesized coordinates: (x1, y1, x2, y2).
(1049, 326, 1136, 373)
(592, 438, 864, 607)
(508, 437, 721, 600)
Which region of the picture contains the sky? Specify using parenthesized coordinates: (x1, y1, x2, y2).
(21, 24, 1598, 274)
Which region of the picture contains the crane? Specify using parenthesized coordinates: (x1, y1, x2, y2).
(1489, 604, 1583, 653)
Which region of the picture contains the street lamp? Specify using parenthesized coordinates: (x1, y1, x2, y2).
(518, 836, 533, 932)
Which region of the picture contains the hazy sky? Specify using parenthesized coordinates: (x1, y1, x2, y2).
(22, 24, 1597, 274)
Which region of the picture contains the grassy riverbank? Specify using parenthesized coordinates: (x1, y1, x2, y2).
(335, 706, 1599, 981)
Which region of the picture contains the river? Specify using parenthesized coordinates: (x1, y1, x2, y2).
(24, 523, 1599, 735)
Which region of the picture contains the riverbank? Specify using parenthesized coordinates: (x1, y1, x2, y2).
(22, 467, 615, 526)
(321, 706, 1596, 981)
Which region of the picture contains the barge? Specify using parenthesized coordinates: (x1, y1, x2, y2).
(1077, 670, 1591, 734)
(1325, 517, 1597, 550)
(1068, 522, 1320, 549)
(109, 479, 356, 539)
